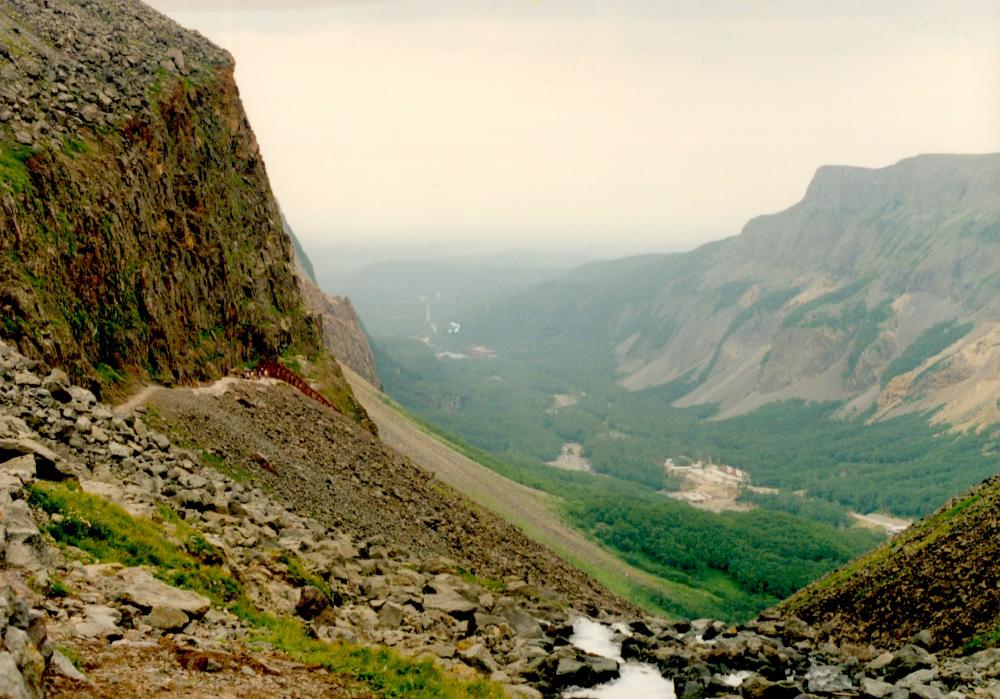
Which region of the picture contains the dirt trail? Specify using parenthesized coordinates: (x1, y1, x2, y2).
(113, 383, 163, 416)
(115, 377, 280, 416)
(342, 366, 685, 613)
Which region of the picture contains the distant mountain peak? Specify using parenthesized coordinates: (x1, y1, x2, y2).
(800, 152, 1000, 213)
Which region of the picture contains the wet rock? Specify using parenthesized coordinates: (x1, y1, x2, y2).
(540, 649, 619, 692)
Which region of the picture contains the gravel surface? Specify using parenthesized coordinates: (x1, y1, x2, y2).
(149, 379, 633, 617)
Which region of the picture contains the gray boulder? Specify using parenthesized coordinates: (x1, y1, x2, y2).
(117, 568, 210, 617)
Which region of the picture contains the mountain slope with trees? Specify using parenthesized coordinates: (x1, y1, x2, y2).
(453, 154, 1000, 425)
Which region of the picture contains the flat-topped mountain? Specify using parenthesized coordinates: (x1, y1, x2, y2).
(459, 153, 1000, 426)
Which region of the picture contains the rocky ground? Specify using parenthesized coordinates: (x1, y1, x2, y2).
(784, 471, 1000, 653)
(146, 378, 628, 619)
(1, 339, 999, 698)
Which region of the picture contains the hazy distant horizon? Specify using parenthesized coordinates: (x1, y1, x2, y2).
(147, 0, 1000, 272)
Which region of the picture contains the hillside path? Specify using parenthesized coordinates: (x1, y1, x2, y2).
(341, 365, 678, 610)
(114, 383, 163, 416)
(114, 377, 255, 416)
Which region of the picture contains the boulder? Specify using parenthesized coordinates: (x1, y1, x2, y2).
(806, 664, 853, 692)
(145, 606, 190, 632)
(2, 455, 36, 481)
(459, 643, 499, 674)
(0, 416, 31, 439)
(2, 499, 47, 572)
(377, 601, 405, 628)
(74, 605, 121, 640)
(117, 568, 210, 617)
(496, 601, 542, 638)
(50, 650, 92, 687)
(423, 592, 477, 620)
(0, 438, 77, 480)
(860, 676, 895, 698)
(882, 644, 934, 682)
(741, 675, 802, 699)
(108, 442, 133, 459)
(13, 372, 40, 388)
(295, 586, 329, 620)
(540, 649, 619, 692)
(0, 651, 29, 699)
(41, 370, 72, 402)
(66, 386, 97, 409)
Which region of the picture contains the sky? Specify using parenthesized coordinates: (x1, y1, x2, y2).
(147, 0, 1000, 269)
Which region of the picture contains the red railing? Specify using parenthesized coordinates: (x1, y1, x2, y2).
(244, 361, 342, 415)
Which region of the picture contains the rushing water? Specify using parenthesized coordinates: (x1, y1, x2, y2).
(563, 618, 676, 699)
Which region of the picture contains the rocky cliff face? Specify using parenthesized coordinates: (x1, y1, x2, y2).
(0, 0, 321, 390)
(284, 221, 382, 388)
(297, 282, 382, 389)
(464, 154, 1000, 424)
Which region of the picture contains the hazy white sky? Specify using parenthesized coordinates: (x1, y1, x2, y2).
(149, 0, 1000, 260)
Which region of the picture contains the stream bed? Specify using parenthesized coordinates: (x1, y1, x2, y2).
(563, 618, 676, 698)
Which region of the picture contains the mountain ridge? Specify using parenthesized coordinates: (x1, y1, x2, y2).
(455, 153, 1000, 425)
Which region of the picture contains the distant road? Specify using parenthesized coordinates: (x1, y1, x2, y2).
(343, 365, 702, 616)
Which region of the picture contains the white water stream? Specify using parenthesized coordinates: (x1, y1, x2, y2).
(563, 618, 676, 698)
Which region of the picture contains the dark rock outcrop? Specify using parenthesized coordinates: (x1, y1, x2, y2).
(284, 219, 381, 388)
(0, 0, 322, 389)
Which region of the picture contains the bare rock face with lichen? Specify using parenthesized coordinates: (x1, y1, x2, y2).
(0, 0, 322, 391)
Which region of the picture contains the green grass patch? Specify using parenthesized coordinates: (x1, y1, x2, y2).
(60, 135, 91, 158)
(0, 143, 33, 193)
(228, 602, 504, 698)
(782, 279, 868, 328)
(56, 645, 85, 672)
(456, 567, 505, 593)
(201, 451, 253, 484)
(964, 618, 1000, 653)
(292, 351, 371, 426)
(27, 481, 241, 603)
(95, 362, 125, 387)
(46, 574, 70, 599)
(276, 550, 336, 602)
(28, 481, 503, 698)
